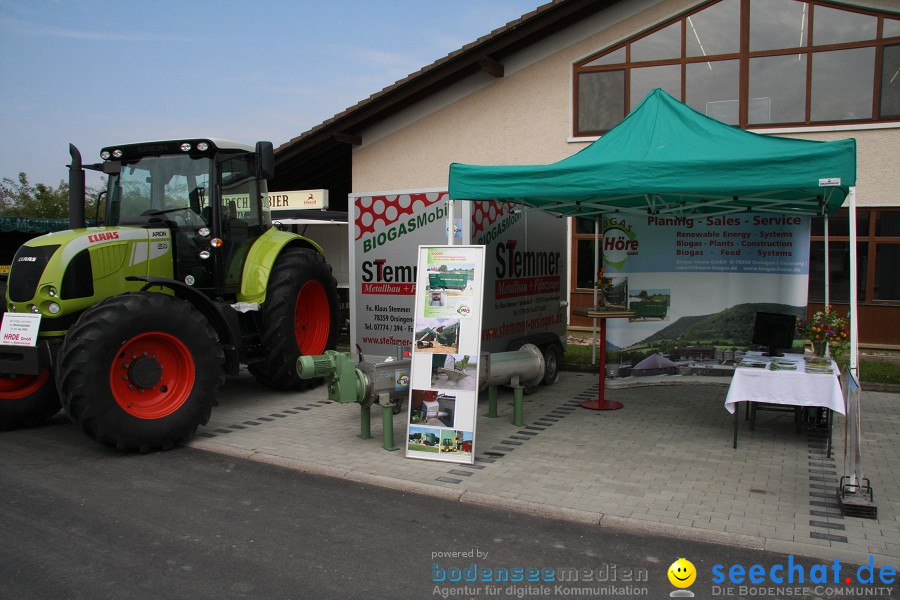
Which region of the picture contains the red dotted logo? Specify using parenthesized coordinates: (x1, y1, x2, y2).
(471, 200, 518, 235)
(354, 192, 447, 241)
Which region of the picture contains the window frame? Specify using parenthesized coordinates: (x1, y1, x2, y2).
(573, 0, 900, 136)
(807, 207, 900, 305)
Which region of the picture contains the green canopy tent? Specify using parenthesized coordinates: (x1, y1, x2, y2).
(449, 88, 869, 508)
(449, 88, 856, 219)
(448, 88, 859, 367)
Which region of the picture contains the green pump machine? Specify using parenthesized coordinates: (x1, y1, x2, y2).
(0, 139, 340, 452)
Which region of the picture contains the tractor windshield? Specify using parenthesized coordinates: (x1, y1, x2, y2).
(106, 154, 212, 226)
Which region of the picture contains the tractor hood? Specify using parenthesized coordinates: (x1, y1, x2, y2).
(6, 226, 174, 326)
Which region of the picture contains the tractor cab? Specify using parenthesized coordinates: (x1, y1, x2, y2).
(100, 138, 273, 294)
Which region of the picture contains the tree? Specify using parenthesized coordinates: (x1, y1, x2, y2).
(0, 172, 104, 220)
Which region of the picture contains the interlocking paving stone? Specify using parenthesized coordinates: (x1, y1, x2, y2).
(810, 520, 845, 530)
(810, 491, 836, 499)
(190, 371, 900, 564)
(810, 509, 843, 519)
(810, 532, 849, 543)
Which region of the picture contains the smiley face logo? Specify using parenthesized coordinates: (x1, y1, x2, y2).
(668, 558, 696, 588)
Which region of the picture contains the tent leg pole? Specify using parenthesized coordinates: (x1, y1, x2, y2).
(848, 186, 859, 377)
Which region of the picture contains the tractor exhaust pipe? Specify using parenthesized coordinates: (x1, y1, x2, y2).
(68, 143, 86, 229)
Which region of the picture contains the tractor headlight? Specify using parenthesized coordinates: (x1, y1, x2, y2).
(180, 143, 192, 152)
(29, 305, 39, 314)
(47, 302, 61, 315)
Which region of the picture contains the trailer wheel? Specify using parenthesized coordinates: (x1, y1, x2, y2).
(0, 281, 61, 429)
(56, 292, 224, 452)
(249, 248, 340, 390)
(541, 343, 563, 385)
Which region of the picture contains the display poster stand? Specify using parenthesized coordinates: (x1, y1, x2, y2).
(405, 245, 485, 464)
(837, 367, 877, 518)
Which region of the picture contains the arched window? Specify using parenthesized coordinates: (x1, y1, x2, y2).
(573, 0, 900, 135)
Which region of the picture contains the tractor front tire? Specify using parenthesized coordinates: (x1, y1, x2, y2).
(0, 370, 61, 430)
(249, 248, 340, 390)
(0, 280, 61, 429)
(56, 292, 224, 452)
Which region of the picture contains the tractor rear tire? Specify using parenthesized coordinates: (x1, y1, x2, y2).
(249, 248, 340, 390)
(0, 280, 61, 429)
(56, 292, 224, 452)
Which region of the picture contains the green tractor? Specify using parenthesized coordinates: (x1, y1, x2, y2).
(0, 138, 340, 451)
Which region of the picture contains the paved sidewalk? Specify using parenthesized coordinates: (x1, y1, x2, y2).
(189, 370, 899, 567)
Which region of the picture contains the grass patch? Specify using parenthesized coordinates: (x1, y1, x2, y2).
(860, 361, 900, 385)
(562, 344, 599, 365)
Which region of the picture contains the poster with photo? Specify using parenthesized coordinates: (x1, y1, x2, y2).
(406, 246, 484, 464)
(597, 213, 811, 350)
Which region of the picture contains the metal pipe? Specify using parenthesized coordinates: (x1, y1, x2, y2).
(68, 144, 86, 229)
(479, 344, 545, 389)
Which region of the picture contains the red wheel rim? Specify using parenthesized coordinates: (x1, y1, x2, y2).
(0, 369, 50, 400)
(109, 332, 195, 419)
(294, 279, 331, 355)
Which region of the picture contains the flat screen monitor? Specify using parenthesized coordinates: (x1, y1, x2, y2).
(751, 312, 797, 357)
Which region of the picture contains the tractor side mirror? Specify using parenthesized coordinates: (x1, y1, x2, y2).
(256, 141, 275, 180)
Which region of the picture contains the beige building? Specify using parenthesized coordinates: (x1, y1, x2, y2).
(274, 0, 900, 346)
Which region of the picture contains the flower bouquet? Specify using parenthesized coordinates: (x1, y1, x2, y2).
(797, 306, 849, 366)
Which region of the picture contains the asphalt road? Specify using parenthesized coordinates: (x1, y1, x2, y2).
(1, 414, 875, 600)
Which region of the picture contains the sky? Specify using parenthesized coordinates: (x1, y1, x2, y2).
(0, 0, 545, 188)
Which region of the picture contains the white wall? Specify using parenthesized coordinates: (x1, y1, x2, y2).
(351, 0, 900, 208)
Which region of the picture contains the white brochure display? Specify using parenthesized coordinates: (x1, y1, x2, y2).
(405, 245, 485, 464)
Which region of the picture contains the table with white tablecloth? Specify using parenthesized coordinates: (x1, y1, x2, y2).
(725, 352, 844, 450)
